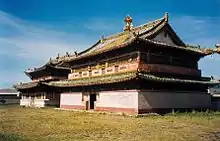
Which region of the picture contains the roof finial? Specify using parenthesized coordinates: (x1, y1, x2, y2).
(56, 53, 60, 60)
(123, 15, 133, 31)
(165, 12, 169, 23)
(100, 35, 105, 43)
(74, 51, 78, 56)
(215, 44, 220, 48)
(66, 52, 70, 57)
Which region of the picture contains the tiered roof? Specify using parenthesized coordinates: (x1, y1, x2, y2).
(48, 13, 216, 67)
(14, 13, 220, 90)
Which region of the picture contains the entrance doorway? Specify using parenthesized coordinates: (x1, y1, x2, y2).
(89, 94, 96, 110)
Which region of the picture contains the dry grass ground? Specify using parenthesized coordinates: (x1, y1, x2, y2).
(0, 105, 220, 141)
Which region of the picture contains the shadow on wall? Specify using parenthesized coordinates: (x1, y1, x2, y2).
(0, 132, 28, 141)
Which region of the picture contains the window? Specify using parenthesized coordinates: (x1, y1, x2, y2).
(101, 68, 105, 75)
(89, 71, 92, 76)
(115, 65, 119, 72)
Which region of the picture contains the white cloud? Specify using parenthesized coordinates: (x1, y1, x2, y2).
(0, 10, 93, 87)
(170, 15, 220, 47)
(83, 17, 123, 36)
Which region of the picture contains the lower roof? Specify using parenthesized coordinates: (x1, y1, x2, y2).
(14, 71, 219, 90)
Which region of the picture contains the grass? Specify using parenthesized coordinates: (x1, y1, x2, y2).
(0, 105, 220, 141)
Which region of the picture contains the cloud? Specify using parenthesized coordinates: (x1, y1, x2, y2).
(170, 15, 220, 47)
(83, 17, 123, 36)
(0, 10, 93, 87)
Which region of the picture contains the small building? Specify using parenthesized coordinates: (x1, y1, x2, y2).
(208, 84, 220, 110)
(0, 88, 20, 105)
(14, 13, 220, 114)
(17, 65, 70, 107)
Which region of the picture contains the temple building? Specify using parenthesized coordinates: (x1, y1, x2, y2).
(14, 13, 220, 113)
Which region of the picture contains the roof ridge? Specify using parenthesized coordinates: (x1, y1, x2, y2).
(133, 17, 165, 32)
(102, 15, 165, 41)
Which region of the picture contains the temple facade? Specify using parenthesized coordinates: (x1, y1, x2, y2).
(14, 13, 220, 113)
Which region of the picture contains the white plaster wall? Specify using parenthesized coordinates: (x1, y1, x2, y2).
(20, 99, 30, 106)
(138, 91, 211, 109)
(60, 92, 83, 105)
(153, 30, 176, 46)
(33, 99, 45, 107)
(20, 99, 45, 107)
(96, 90, 138, 108)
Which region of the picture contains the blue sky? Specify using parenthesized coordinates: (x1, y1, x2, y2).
(0, 0, 220, 88)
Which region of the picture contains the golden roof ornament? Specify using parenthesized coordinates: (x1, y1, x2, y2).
(123, 15, 133, 31)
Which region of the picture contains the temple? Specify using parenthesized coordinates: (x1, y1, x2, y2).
(14, 13, 220, 114)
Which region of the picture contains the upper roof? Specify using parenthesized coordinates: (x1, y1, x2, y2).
(48, 13, 216, 66)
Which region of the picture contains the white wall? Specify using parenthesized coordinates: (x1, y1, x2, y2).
(96, 90, 138, 109)
(138, 91, 211, 109)
(20, 99, 30, 106)
(20, 99, 45, 107)
(60, 92, 83, 106)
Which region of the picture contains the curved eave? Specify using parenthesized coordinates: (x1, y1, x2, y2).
(43, 71, 137, 87)
(13, 82, 40, 90)
(138, 72, 219, 85)
(139, 38, 215, 56)
(24, 63, 71, 78)
(25, 64, 48, 74)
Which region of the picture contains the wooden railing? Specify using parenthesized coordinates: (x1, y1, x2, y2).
(139, 63, 201, 76)
(68, 62, 139, 79)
